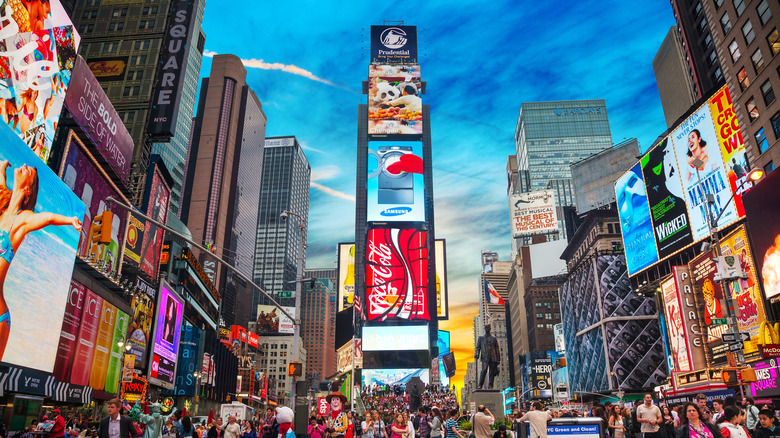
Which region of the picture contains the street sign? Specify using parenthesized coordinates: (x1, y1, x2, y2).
(317, 397, 329, 416)
(728, 342, 744, 351)
(712, 318, 729, 326)
(278, 291, 293, 298)
(723, 333, 751, 343)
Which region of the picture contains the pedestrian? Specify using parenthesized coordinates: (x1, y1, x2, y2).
(696, 395, 713, 424)
(754, 409, 780, 438)
(98, 399, 138, 438)
(520, 402, 552, 438)
(609, 406, 626, 438)
(661, 407, 675, 438)
(404, 413, 415, 438)
(209, 418, 224, 438)
(242, 421, 257, 438)
(636, 394, 663, 438)
(712, 401, 725, 424)
(181, 417, 195, 438)
(492, 426, 509, 438)
(391, 414, 408, 438)
(633, 401, 644, 438)
(444, 410, 464, 438)
(717, 406, 750, 438)
(418, 408, 431, 438)
(743, 397, 760, 436)
(677, 403, 722, 438)
(48, 409, 66, 438)
(429, 409, 443, 438)
(472, 406, 495, 438)
(262, 410, 276, 438)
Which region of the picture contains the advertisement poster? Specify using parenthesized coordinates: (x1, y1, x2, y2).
(105, 309, 129, 394)
(126, 291, 154, 366)
(365, 228, 429, 321)
(742, 168, 780, 301)
(367, 144, 425, 222)
(122, 354, 135, 382)
(0, 123, 84, 372)
(172, 324, 201, 396)
(640, 138, 694, 258)
(148, 281, 184, 390)
(670, 104, 739, 242)
(368, 66, 422, 136)
(124, 213, 145, 264)
(370, 25, 418, 64)
(70, 288, 103, 386)
(708, 86, 751, 217)
(437, 330, 450, 386)
(138, 166, 170, 279)
(89, 300, 117, 390)
(361, 368, 429, 387)
(719, 225, 767, 360)
(508, 189, 558, 238)
(672, 266, 707, 371)
(661, 276, 692, 372)
(87, 56, 128, 82)
(434, 239, 448, 319)
(60, 132, 128, 276)
(337, 243, 355, 311)
(0, 4, 77, 164)
(255, 305, 294, 334)
(750, 359, 780, 398)
(53, 279, 87, 382)
(690, 250, 729, 366)
(615, 162, 659, 275)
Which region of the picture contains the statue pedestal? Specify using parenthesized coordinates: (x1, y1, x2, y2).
(468, 389, 504, 421)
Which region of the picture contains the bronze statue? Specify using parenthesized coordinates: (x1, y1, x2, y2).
(475, 324, 500, 389)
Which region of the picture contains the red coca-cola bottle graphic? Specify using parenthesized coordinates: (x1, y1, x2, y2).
(365, 229, 429, 321)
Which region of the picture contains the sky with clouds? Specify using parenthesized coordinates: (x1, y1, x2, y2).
(199, 0, 677, 396)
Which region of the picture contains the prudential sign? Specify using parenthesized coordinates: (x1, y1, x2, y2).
(370, 25, 418, 64)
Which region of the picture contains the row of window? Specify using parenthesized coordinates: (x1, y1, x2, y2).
(534, 312, 561, 320)
(82, 6, 158, 19)
(77, 20, 155, 34)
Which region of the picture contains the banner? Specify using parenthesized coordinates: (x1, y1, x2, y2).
(53, 279, 87, 383)
(708, 87, 751, 217)
(670, 104, 739, 241)
(434, 239, 448, 319)
(60, 132, 128, 276)
(615, 162, 659, 275)
(337, 243, 355, 311)
(719, 225, 767, 360)
(640, 138, 694, 259)
(661, 275, 692, 372)
(148, 281, 184, 390)
(126, 291, 154, 366)
(742, 166, 780, 301)
(139, 166, 170, 279)
(0, 4, 77, 164)
(0, 123, 85, 372)
(105, 308, 129, 393)
(370, 25, 418, 64)
(70, 288, 103, 386)
(365, 228, 429, 321)
(508, 190, 558, 238)
(367, 144, 425, 222)
(672, 266, 708, 371)
(172, 324, 201, 396)
(255, 305, 294, 334)
(690, 250, 729, 366)
(368, 66, 422, 136)
(89, 300, 117, 390)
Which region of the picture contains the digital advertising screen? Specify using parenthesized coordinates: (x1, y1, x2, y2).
(742, 168, 780, 302)
(615, 162, 659, 275)
(661, 275, 692, 372)
(337, 243, 355, 311)
(362, 325, 429, 351)
(508, 190, 558, 238)
(59, 132, 128, 277)
(367, 143, 425, 222)
(365, 228, 429, 321)
(437, 330, 450, 386)
(368, 66, 422, 136)
(256, 305, 295, 334)
(640, 138, 694, 259)
(0, 122, 84, 373)
(361, 368, 429, 387)
(434, 239, 448, 319)
(689, 250, 729, 366)
(127, 290, 155, 366)
(670, 104, 739, 242)
(0, 3, 77, 164)
(370, 25, 418, 64)
(148, 281, 184, 389)
(125, 161, 170, 280)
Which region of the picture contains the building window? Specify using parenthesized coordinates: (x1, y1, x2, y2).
(742, 20, 755, 45)
(139, 20, 155, 30)
(729, 39, 741, 62)
(715, 0, 724, 8)
(738, 67, 751, 91)
(761, 80, 776, 106)
(128, 70, 143, 81)
(767, 29, 780, 55)
(102, 42, 118, 53)
(721, 12, 732, 33)
(752, 49, 766, 74)
(134, 40, 150, 51)
(734, 0, 746, 16)
(697, 18, 708, 33)
(112, 8, 127, 17)
(536, 313, 543, 319)
(757, 0, 772, 26)
(142, 6, 158, 15)
(771, 111, 780, 138)
(765, 161, 775, 173)
(695, 2, 703, 17)
(82, 10, 98, 19)
(535, 302, 542, 308)
(108, 22, 124, 31)
(756, 128, 769, 153)
(747, 97, 760, 121)
(131, 55, 147, 65)
(714, 67, 723, 81)
(122, 86, 140, 97)
(703, 34, 713, 50)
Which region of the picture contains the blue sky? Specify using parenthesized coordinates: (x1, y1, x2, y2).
(199, 0, 677, 392)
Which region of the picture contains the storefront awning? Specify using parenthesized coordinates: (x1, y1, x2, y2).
(5, 366, 55, 397)
(54, 382, 92, 404)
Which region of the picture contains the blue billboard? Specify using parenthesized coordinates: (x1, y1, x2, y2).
(437, 330, 450, 386)
(615, 162, 659, 275)
(367, 143, 425, 222)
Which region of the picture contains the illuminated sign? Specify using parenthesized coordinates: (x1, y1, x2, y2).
(368, 68, 422, 136)
(742, 168, 780, 301)
(361, 368, 429, 387)
(148, 281, 184, 389)
(362, 325, 428, 351)
(87, 57, 128, 81)
(370, 25, 418, 64)
(434, 239, 448, 319)
(615, 162, 659, 275)
(662, 275, 692, 372)
(367, 144, 425, 222)
(365, 228, 429, 320)
(337, 243, 355, 311)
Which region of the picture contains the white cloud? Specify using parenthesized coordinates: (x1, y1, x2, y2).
(310, 181, 355, 202)
(204, 50, 335, 86)
(311, 165, 341, 182)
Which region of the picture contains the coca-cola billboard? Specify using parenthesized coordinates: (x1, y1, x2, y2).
(365, 229, 429, 321)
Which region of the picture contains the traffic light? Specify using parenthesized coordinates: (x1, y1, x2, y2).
(89, 211, 113, 258)
(288, 361, 302, 377)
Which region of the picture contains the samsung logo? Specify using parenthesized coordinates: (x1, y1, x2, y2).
(380, 207, 412, 216)
(554, 107, 603, 116)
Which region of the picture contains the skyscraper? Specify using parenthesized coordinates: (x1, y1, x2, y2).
(252, 136, 311, 320)
(70, 0, 205, 205)
(653, 27, 699, 128)
(301, 278, 337, 383)
(180, 54, 267, 326)
(513, 100, 613, 241)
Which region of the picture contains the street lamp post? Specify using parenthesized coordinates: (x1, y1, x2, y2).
(281, 210, 306, 409)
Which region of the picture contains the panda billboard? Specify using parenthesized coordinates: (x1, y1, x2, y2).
(368, 65, 423, 136)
